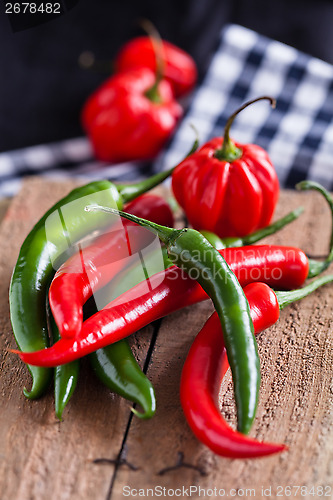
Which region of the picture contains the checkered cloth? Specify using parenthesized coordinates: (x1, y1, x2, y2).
(1, 23, 333, 198)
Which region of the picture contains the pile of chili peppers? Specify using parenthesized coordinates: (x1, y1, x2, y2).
(10, 96, 333, 460)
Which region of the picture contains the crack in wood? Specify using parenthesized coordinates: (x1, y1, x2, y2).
(93, 455, 139, 471)
(102, 319, 163, 500)
(157, 451, 208, 477)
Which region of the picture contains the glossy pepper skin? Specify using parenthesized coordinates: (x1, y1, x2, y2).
(82, 67, 183, 163)
(22, 175, 333, 379)
(172, 97, 280, 238)
(16, 244, 311, 367)
(50, 307, 79, 421)
(9, 165, 180, 400)
(87, 194, 175, 421)
(50, 203, 302, 340)
(48, 208, 261, 435)
(114, 36, 197, 98)
(9, 180, 123, 399)
(89, 342, 156, 419)
(181, 283, 283, 459)
(51, 194, 173, 419)
(181, 275, 333, 458)
(53, 310, 157, 420)
(49, 194, 174, 339)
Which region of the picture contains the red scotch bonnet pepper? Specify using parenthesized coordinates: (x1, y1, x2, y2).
(172, 96, 280, 238)
(114, 35, 197, 98)
(82, 67, 183, 163)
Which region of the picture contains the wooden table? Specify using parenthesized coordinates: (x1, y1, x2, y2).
(0, 177, 332, 500)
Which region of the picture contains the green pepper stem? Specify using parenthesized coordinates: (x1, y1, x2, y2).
(296, 181, 333, 278)
(139, 19, 165, 103)
(85, 205, 178, 244)
(117, 167, 175, 204)
(214, 96, 276, 162)
(117, 135, 199, 204)
(276, 274, 333, 310)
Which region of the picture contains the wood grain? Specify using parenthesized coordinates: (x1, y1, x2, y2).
(0, 177, 332, 500)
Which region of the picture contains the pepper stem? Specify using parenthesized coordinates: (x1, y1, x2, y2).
(214, 96, 276, 162)
(117, 167, 175, 204)
(139, 19, 165, 103)
(85, 205, 178, 245)
(117, 134, 199, 204)
(276, 274, 333, 310)
(296, 181, 333, 277)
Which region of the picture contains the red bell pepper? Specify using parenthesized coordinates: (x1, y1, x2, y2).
(82, 67, 183, 163)
(114, 35, 197, 98)
(172, 96, 280, 238)
(16, 244, 310, 367)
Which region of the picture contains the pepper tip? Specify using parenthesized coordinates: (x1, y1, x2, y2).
(131, 406, 155, 420)
(9, 348, 21, 355)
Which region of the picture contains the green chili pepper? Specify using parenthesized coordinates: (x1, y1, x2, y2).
(86, 246, 169, 419)
(9, 167, 180, 400)
(296, 180, 333, 278)
(88, 207, 260, 435)
(50, 309, 80, 421)
(83, 278, 157, 419)
(10, 181, 118, 398)
(52, 297, 156, 420)
(89, 341, 156, 419)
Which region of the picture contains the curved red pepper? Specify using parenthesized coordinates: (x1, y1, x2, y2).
(180, 271, 333, 458)
(114, 36, 197, 98)
(18, 245, 309, 367)
(180, 283, 284, 459)
(49, 194, 174, 338)
(172, 97, 279, 238)
(82, 67, 183, 162)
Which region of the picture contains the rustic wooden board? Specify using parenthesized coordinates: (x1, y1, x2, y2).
(0, 177, 332, 500)
(0, 198, 10, 222)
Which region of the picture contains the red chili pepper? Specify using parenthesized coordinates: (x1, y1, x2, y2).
(49, 194, 174, 338)
(114, 36, 197, 98)
(181, 274, 333, 458)
(221, 245, 309, 289)
(172, 97, 279, 238)
(17, 244, 309, 367)
(180, 283, 283, 459)
(82, 67, 183, 162)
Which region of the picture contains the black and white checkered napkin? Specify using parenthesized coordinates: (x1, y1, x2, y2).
(1, 24, 333, 198)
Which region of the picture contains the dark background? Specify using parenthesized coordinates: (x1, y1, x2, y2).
(1, 0, 333, 152)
